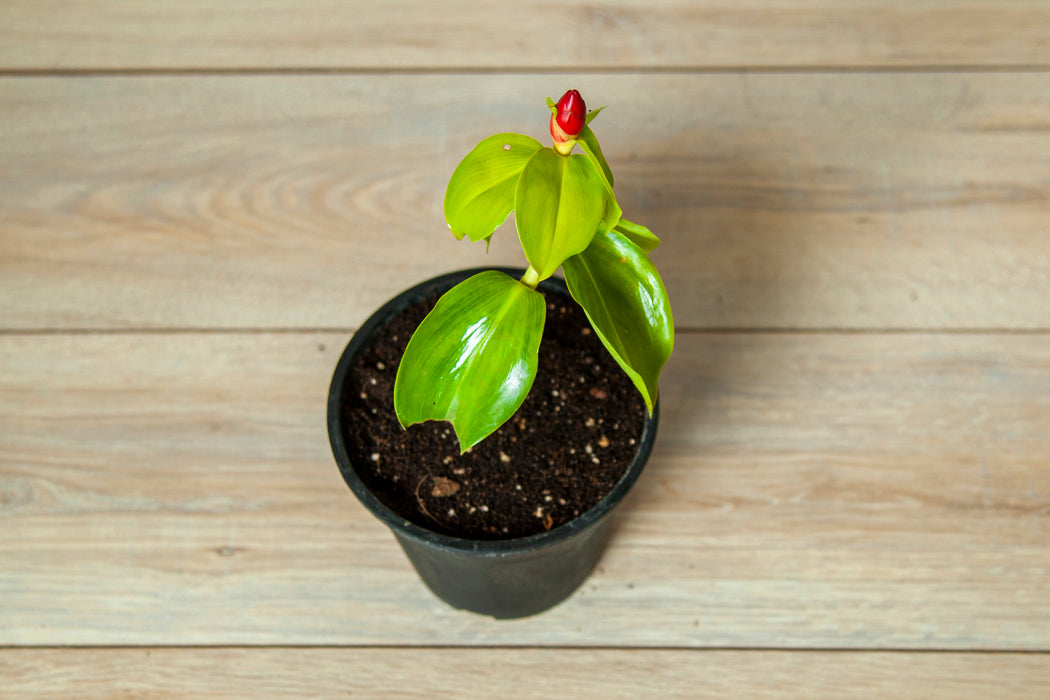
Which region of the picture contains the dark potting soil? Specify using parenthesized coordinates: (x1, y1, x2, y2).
(340, 284, 646, 540)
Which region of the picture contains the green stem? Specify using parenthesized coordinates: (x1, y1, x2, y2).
(520, 266, 541, 289)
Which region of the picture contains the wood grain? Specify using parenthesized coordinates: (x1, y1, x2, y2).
(3, 1, 1050, 71)
(5, 0, 1047, 692)
(2, 74, 1049, 331)
(2, 332, 1047, 647)
(1, 648, 1047, 700)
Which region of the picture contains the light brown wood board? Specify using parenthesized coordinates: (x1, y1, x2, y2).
(2, 332, 1047, 647)
(1, 648, 1048, 699)
(3, 74, 1049, 331)
(3, 1, 1050, 70)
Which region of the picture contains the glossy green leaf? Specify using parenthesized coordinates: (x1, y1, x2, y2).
(598, 188, 622, 237)
(575, 125, 622, 238)
(444, 133, 542, 243)
(515, 147, 607, 280)
(562, 228, 674, 413)
(614, 218, 660, 252)
(576, 125, 614, 190)
(393, 270, 545, 452)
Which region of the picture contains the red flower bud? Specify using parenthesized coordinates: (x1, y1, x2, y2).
(556, 89, 586, 135)
(550, 89, 586, 147)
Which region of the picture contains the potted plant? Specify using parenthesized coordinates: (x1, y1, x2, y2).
(327, 89, 673, 618)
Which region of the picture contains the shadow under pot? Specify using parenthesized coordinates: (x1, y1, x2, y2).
(327, 267, 658, 619)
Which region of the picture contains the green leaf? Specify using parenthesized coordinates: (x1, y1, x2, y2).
(515, 147, 607, 280)
(614, 218, 660, 252)
(562, 228, 674, 413)
(599, 189, 622, 237)
(444, 133, 542, 243)
(393, 270, 546, 452)
(576, 125, 614, 190)
(575, 125, 622, 240)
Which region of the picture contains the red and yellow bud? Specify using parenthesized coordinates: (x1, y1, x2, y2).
(549, 89, 586, 154)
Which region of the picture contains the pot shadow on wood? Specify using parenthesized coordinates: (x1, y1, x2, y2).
(599, 130, 809, 533)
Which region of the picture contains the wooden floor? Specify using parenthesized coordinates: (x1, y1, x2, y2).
(2, 2, 1049, 697)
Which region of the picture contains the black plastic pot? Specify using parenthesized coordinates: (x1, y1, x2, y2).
(327, 267, 658, 618)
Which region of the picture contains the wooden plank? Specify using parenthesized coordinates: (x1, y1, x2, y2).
(1, 649, 1047, 699)
(3, 1, 1050, 71)
(1, 332, 1048, 647)
(2, 74, 1049, 331)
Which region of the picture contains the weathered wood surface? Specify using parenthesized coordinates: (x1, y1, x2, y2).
(1, 648, 1047, 700)
(3, 74, 1049, 331)
(3, 1, 1050, 71)
(2, 332, 1047, 647)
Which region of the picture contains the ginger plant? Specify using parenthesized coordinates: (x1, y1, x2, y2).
(394, 90, 674, 451)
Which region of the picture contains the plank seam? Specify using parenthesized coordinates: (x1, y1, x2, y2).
(1, 645, 1047, 654)
(2, 66, 1050, 78)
